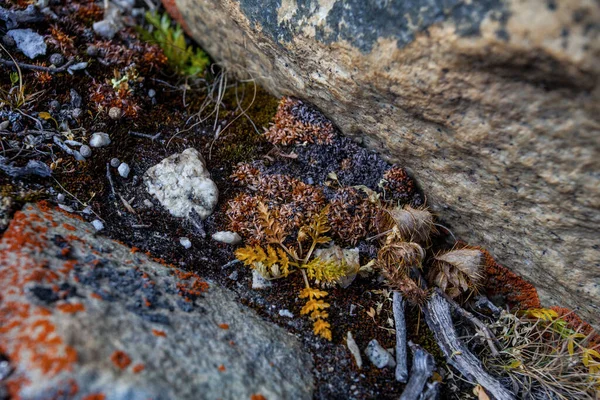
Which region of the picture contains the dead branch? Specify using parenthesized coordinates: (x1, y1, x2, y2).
(0, 57, 75, 73)
(399, 342, 435, 400)
(422, 290, 515, 400)
(393, 291, 408, 382)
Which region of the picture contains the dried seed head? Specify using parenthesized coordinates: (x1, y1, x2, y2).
(385, 273, 429, 306)
(378, 206, 435, 244)
(430, 249, 484, 298)
(377, 241, 425, 277)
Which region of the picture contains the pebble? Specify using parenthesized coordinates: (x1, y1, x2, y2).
(57, 193, 65, 203)
(143, 199, 154, 208)
(93, 19, 119, 40)
(0, 121, 9, 130)
(365, 339, 396, 369)
(148, 89, 156, 98)
(228, 270, 238, 281)
(110, 158, 120, 168)
(278, 309, 294, 318)
(82, 206, 92, 215)
(91, 219, 104, 231)
(346, 332, 363, 369)
(211, 231, 242, 245)
(108, 107, 122, 120)
(71, 108, 82, 119)
(49, 53, 64, 66)
(70, 89, 82, 108)
(7, 29, 46, 59)
(252, 270, 272, 290)
(117, 162, 130, 178)
(49, 100, 60, 110)
(86, 45, 98, 57)
(179, 237, 192, 249)
(2, 35, 16, 48)
(80, 145, 92, 158)
(89, 132, 111, 148)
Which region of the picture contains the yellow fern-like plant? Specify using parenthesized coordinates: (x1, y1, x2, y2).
(234, 202, 346, 340)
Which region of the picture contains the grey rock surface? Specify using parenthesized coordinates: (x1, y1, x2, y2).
(7, 28, 46, 59)
(0, 203, 314, 399)
(167, 0, 600, 325)
(144, 148, 218, 219)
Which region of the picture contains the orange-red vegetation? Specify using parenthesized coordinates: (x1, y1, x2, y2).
(265, 97, 334, 145)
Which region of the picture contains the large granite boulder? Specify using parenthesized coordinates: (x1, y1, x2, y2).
(0, 202, 314, 399)
(164, 0, 600, 325)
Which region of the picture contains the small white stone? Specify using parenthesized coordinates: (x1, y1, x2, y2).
(91, 219, 104, 231)
(211, 231, 242, 245)
(179, 237, 192, 249)
(143, 199, 154, 208)
(108, 107, 122, 120)
(278, 309, 294, 318)
(365, 339, 396, 369)
(117, 162, 130, 178)
(110, 158, 121, 168)
(144, 148, 218, 219)
(252, 270, 271, 290)
(89, 132, 111, 148)
(57, 193, 65, 203)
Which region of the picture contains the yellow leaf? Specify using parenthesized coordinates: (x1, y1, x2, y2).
(313, 319, 332, 340)
(301, 299, 330, 315)
(38, 111, 52, 120)
(568, 338, 575, 356)
(235, 245, 266, 266)
(265, 245, 278, 266)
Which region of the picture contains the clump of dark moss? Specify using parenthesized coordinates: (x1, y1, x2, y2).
(381, 166, 420, 205)
(327, 187, 378, 246)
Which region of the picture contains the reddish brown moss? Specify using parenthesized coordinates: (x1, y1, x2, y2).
(381, 166, 417, 203)
(328, 187, 378, 246)
(265, 97, 334, 145)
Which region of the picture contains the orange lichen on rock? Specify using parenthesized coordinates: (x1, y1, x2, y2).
(110, 351, 132, 370)
(218, 323, 229, 330)
(550, 306, 600, 349)
(472, 244, 541, 309)
(62, 223, 77, 231)
(251, 394, 267, 400)
(82, 394, 106, 400)
(218, 364, 226, 372)
(152, 329, 166, 337)
(56, 303, 86, 313)
(172, 269, 209, 300)
(132, 364, 145, 374)
(0, 207, 79, 397)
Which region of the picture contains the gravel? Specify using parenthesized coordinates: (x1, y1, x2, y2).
(179, 237, 192, 249)
(91, 219, 104, 231)
(89, 132, 111, 148)
(80, 145, 92, 158)
(365, 339, 396, 369)
(117, 162, 130, 178)
(252, 270, 272, 290)
(49, 53, 64, 66)
(211, 231, 242, 245)
(110, 157, 120, 167)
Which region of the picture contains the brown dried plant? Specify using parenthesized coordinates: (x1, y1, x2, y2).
(235, 203, 346, 340)
(429, 248, 484, 298)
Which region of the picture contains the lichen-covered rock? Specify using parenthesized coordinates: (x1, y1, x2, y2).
(0, 202, 313, 399)
(165, 0, 600, 326)
(144, 148, 218, 219)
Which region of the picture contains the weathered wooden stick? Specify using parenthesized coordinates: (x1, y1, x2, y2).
(420, 381, 440, 400)
(393, 290, 408, 383)
(422, 290, 515, 400)
(399, 342, 436, 400)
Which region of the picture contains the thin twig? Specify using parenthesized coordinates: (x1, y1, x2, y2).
(0, 57, 75, 73)
(129, 130, 161, 141)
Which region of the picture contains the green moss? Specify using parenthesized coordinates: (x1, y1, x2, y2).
(213, 84, 279, 165)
